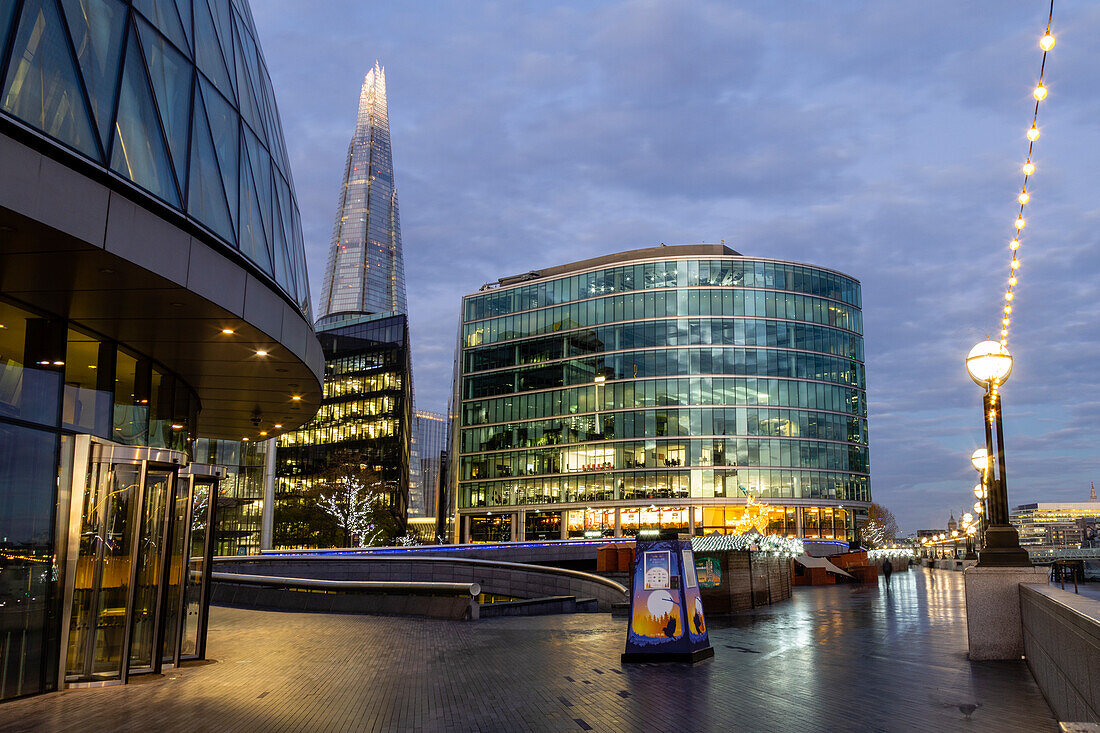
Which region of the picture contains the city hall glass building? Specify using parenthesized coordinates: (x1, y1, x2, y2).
(451, 245, 869, 544)
(0, 0, 323, 702)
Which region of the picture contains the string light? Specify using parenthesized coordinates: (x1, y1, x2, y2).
(997, 1, 1055, 348)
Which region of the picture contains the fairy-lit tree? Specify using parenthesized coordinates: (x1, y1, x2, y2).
(860, 503, 900, 549)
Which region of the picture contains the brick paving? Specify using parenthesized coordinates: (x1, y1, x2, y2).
(0, 568, 1057, 732)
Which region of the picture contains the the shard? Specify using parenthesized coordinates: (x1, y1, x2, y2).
(317, 62, 407, 321)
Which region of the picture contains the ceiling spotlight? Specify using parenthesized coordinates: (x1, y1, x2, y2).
(256, 350, 269, 357)
(274, 424, 283, 429)
(259, 431, 268, 436)
(171, 423, 184, 430)
(221, 328, 235, 335)
(291, 395, 302, 401)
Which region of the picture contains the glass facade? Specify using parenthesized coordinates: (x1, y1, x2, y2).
(452, 248, 870, 543)
(0, 0, 310, 703)
(0, 0, 312, 318)
(193, 438, 268, 555)
(317, 61, 406, 320)
(0, 295, 200, 700)
(409, 410, 448, 522)
(273, 313, 412, 548)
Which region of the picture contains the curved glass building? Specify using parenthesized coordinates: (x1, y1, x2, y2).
(0, 0, 322, 701)
(451, 245, 869, 545)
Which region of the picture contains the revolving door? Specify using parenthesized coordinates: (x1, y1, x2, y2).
(60, 439, 223, 685)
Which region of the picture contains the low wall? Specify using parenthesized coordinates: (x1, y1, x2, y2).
(211, 575, 479, 620)
(215, 555, 628, 611)
(261, 539, 628, 571)
(1020, 583, 1100, 724)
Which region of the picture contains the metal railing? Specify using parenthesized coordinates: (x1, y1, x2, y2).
(210, 572, 481, 598)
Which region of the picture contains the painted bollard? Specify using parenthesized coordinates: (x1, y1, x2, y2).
(622, 533, 714, 663)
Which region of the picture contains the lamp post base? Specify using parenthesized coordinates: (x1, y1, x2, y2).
(963, 564, 1048, 659)
(976, 524, 1031, 567)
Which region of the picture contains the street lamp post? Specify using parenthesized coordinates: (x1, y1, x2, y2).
(965, 341, 1031, 566)
(970, 449, 990, 548)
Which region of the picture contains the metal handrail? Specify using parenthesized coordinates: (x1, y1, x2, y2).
(210, 572, 481, 597)
(214, 555, 628, 596)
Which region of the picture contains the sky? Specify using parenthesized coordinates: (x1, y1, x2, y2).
(249, 0, 1100, 535)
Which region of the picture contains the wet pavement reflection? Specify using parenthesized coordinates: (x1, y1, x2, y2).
(0, 567, 1057, 732)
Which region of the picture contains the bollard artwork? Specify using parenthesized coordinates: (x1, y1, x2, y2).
(622, 536, 714, 663)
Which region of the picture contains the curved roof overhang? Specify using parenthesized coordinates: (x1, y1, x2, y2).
(0, 129, 323, 440)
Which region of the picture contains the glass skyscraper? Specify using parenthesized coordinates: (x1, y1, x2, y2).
(451, 245, 870, 544)
(317, 61, 406, 321)
(267, 63, 414, 547)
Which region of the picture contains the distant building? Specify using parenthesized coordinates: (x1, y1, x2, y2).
(272, 314, 412, 548)
(408, 411, 449, 539)
(448, 245, 870, 544)
(1011, 488, 1100, 551)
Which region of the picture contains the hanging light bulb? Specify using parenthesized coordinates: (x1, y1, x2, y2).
(1009, 276, 1017, 286)
(1015, 217, 1026, 229)
(1040, 33, 1055, 51)
(1010, 239, 1020, 250)
(1003, 317, 1010, 326)
(1033, 83, 1047, 101)
(1023, 162, 1035, 175)
(1004, 305, 1012, 314)
(1011, 259, 1021, 269)
(1027, 126, 1040, 141)
(1018, 191, 1030, 204)
(1005, 292, 1014, 300)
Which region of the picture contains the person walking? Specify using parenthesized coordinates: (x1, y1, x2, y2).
(882, 558, 893, 589)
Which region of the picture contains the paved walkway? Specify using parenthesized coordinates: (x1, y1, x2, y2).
(1, 568, 1057, 732)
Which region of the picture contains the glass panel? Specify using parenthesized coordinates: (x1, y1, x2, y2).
(270, 181, 291, 295)
(205, 0, 236, 97)
(237, 131, 271, 273)
(62, 328, 112, 436)
(128, 469, 171, 672)
(231, 17, 262, 144)
(60, 0, 125, 148)
(67, 462, 140, 680)
(187, 83, 234, 240)
(148, 367, 170, 448)
(173, 0, 192, 47)
(110, 30, 180, 205)
(137, 16, 191, 185)
(0, 300, 63, 425)
(200, 76, 238, 228)
(179, 480, 208, 658)
(112, 350, 148, 445)
(0, 0, 16, 56)
(160, 477, 189, 663)
(243, 125, 272, 257)
(133, 0, 187, 54)
(0, 423, 58, 700)
(192, 0, 232, 101)
(2, 0, 99, 157)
